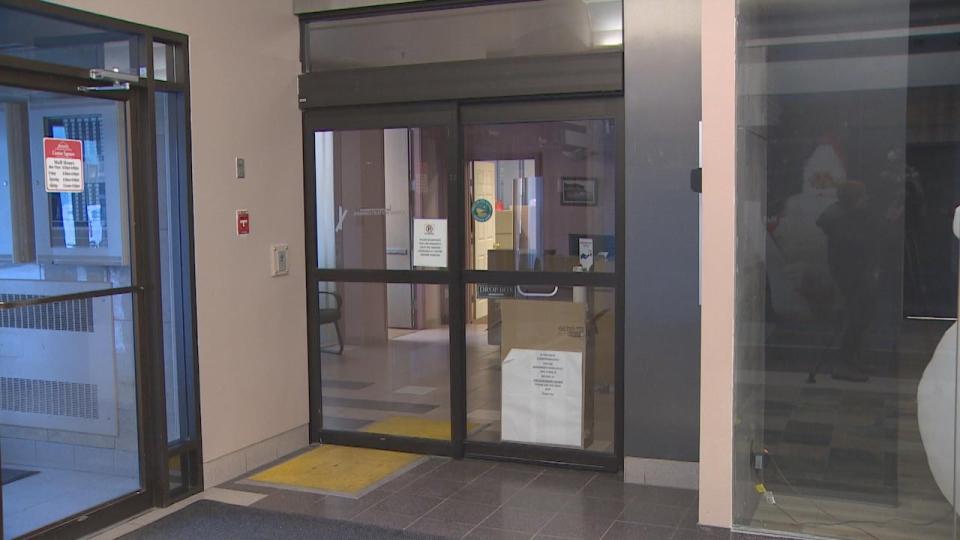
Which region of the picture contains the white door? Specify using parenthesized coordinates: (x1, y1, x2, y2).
(472, 160, 496, 319)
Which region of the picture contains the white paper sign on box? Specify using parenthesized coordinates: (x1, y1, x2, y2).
(413, 218, 447, 268)
(501, 348, 583, 448)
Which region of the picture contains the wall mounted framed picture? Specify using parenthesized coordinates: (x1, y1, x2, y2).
(560, 177, 598, 206)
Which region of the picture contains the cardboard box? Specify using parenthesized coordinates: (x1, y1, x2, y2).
(499, 298, 593, 449)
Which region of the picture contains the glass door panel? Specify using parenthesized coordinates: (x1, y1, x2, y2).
(308, 106, 456, 448)
(460, 100, 621, 467)
(463, 118, 617, 273)
(314, 126, 450, 271)
(319, 281, 451, 440)
(465, 283, 615, 454)
(0, 85, 140, 539)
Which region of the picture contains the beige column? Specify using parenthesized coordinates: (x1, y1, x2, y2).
(699, 0, 736, 529)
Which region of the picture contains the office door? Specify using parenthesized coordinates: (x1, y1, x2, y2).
(0, 76, 155, 539)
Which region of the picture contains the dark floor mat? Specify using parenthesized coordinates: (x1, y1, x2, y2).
(1, 467, 39, 486)
(121, 500, 443, 540)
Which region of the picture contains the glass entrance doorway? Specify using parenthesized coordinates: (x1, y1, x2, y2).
(305, 99, 623, 469)
(0, 3, 199, 538)
(0, 83, 144, 538)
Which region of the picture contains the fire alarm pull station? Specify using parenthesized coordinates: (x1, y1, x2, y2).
(237, 210, 250, 235)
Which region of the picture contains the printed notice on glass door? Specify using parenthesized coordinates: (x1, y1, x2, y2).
(501, 348, 583, 448)
(43, 138, 85, 193)
(413, 218, 447, 268)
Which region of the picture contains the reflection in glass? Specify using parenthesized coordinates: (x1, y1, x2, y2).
(734, 2, 960, 539)
(315, 127, 450, 270)
(0, 85, 130, 291)
(464, 119, 616, 273)
(318, 282, 451, 440)
(156, 92, 192, 444)
(466, 284, 615, 453)
(0, 6, 140, 75)
(153, 42, 173, 82)
(45, 115, 111, 251)
(0, 85, 140, 539)
(305, 0, 623, 71)
(0, 295, 141, 540)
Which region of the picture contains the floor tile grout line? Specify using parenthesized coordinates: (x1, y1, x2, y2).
(597, 518, 618, 540)
(526, 470, 597, 540)
(461, 464, 546, 539)
(400, 460, 503, 537)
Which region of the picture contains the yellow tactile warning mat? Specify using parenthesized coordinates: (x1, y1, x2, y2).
(245, 444, 424, 498)
(362, 416, 465, 440)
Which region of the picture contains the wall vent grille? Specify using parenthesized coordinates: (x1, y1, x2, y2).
(0, 377, 99, 419)
(0, 294, 94, 333)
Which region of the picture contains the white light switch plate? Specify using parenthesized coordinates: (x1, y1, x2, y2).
(271, 244, 289, 277)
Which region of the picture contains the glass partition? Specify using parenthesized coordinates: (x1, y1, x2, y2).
(733, 1, 960, 538)
(304, 0, 622, 72)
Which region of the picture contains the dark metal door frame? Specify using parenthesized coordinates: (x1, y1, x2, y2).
(303, 102, 463, 458)
(0, 65, 161, 539)
(304, 96, 624, 471)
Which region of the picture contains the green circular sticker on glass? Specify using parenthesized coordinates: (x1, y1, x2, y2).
(472, 199, 493, 222)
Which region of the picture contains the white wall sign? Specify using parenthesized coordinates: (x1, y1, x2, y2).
(413, 218, 447, 268)
(501, 348, 583, 448)
(43, 137, 84, 193)
(578, 237, 594, 271)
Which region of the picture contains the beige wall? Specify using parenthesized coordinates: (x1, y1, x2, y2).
(51, 0, 309, 468)
(699, 0, 736, 529)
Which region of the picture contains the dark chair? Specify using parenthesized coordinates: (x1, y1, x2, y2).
(318, 291, 343, 354)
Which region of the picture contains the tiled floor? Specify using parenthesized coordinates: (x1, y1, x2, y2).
(2, 467, 139, 540)
(222, 457, 701, 540)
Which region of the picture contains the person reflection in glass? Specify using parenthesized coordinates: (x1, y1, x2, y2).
(816, 181, 879, 382)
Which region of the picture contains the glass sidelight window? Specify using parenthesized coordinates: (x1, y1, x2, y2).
(733, 2, 960, 539)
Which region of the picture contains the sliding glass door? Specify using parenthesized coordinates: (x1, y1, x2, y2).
(305, 105, 460, 455)
(459, 99, 623, 469)
(304, 99, 623, 469)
